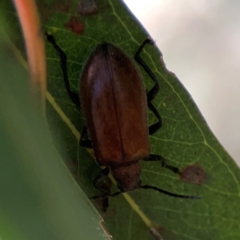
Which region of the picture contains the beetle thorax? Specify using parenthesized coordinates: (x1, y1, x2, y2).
(111, 162, 141, 192)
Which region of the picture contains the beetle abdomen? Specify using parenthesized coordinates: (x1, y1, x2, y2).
(80, 43, 150, 165)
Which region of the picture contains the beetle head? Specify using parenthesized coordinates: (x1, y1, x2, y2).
(111, 162, 141, 192)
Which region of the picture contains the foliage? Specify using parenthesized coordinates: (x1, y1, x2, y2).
(2, 0, 240, 239)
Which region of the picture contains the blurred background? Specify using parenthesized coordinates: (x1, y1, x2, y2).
(124, 0, 240, 166)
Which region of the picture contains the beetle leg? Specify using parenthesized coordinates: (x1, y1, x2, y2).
(46, 33, 80, 108)
(91, 167, 110, 212)
(141, 185, 200, 199)
(134, 39, 162, 135)
(93, 168, 111, 193)
(91, 168, 122, 211)
(102, 198, 109, 212)
(143, 154, 180, 174)
(148, 101, 162, 135)
(79, 126, 92, 148)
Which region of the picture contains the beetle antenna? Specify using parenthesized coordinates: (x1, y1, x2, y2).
(141, 185, 200, 199)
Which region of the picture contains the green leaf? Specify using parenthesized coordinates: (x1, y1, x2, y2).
(3, 0, 240, 239)
(0, 9, 109, 240)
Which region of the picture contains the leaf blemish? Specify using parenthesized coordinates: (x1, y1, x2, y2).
(180, 164, 206, 185)
(78, 0, 98, 15)
(149, 225, 164, 240)
(64, 17, 85, 35)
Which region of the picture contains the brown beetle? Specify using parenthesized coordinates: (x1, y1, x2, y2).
(46, 34, 199, 204)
